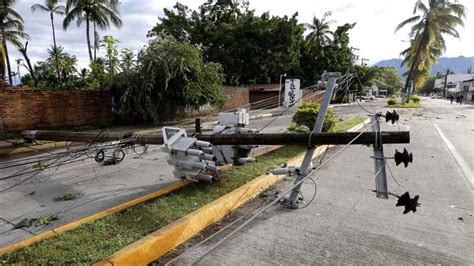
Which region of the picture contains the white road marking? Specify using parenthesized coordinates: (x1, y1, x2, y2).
(433, 123, 474, 189)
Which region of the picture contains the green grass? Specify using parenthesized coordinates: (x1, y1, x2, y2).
(331, 116, 368, 133)
(385, 102, 422, 108)
(0, 117, 366, 264)
(0, 146, 304, 264)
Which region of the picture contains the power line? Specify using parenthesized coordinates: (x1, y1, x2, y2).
(189, 121, 376, 264)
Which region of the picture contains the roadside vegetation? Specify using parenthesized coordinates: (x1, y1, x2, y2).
(0, 116, 365, 264)
(1, 0, 405, 124)
(386, 96, 422, 108)
(395, 0, 465, 98)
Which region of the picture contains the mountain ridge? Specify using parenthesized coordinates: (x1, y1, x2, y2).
(374, 56, 474, 76)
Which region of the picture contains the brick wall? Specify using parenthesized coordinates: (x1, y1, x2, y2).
(0, 87, 114, 132)
(222, 86, 249, 111)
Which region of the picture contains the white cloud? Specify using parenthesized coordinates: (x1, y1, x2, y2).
(8, 0, 474, 76)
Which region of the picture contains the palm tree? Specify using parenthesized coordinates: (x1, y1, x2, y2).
(395, 0, 465, 101)
(120, 48, 135, 74)
(0, 0, 28, 85)
(31, 0, 66, 83)
(100, 35, 120, 79)
(305, 11, 335, 53)
(47, 44, 77, 82)
(63, 0, 122, 63)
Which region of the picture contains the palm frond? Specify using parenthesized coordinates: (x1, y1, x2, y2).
(31, 4, 50, 13)
(395, 15, 420, 32)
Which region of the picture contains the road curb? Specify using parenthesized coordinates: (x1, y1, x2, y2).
(0, 181, 191, 256)
(94, 117, 368, 266)
(95, 146, 326, 266)
(0, 141, 68, 157)
(0, 146, 280, 255)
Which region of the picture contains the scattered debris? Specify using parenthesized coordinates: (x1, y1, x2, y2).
(53, 194, 79, 202)
(259, 187, 279, 199)
(32, 161, 46, 170)
(14, 215, 58, 229)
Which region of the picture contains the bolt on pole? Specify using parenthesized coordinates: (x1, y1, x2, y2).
(284, 72, 340, 208)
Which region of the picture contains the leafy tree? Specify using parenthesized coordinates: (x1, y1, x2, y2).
(87, 58, 107, 90)
(395, 0, 465, 99)
(63, 0, 122, 62)
(100, 35, 120, 79)
(22, 60, 57, 88)
(121, 35, 225, 122)
(372, 67, 404, 95)
(149, 1, 304, 85)
(0, 0, 28, 84)
(299, 23, 355, 85)
(31, 0, 66, 82)
(418, 76, 438, 94)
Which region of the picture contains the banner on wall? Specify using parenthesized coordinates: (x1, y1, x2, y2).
(284, 79, 301, 108)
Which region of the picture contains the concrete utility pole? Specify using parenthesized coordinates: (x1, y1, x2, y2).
(284, 72, 340, 208)
(442, 68, 450, 98)
(371, 114, 388, 199)
(278, 73, 287, 108)
(22, 130, 410, 146)
(361, 58, 369, 66)
(15, 59, 22, 86)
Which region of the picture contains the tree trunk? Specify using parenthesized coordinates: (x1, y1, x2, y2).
(51, 13, 62, 85)
(403, 23, 428, 103)
(85, 14, 93, 62)
(19, 42, 38, 87)
(93, 22, 97, 62)
(2, 29, 13, 85)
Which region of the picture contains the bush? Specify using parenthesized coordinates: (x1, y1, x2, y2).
(387, 98, 397, 105)
(121, 34, 225, 122)
(411, 95, 420, 103)
(289, 102, 340, 133)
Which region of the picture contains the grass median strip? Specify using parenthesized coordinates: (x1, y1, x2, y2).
(0, 116, 364, 264)
(0, 146, 304, 264)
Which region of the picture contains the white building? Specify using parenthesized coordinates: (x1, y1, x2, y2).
(461, 78, 474, 101)
(434, 74, 474, 94)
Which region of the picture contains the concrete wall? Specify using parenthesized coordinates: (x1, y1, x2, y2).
(0, 87, 114, 132)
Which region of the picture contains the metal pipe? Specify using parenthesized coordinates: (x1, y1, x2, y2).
(22, 130, 410, 146)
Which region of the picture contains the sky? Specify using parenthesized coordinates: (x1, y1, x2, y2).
(9, 0, 474, 81)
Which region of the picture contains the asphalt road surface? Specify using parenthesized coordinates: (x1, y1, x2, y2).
(0, 105, 312, 247)
(170, 98, 474, 265)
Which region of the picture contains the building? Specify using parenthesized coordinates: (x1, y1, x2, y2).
(434, 74, 474, 95)
(461, 79, 474, 101)
(247, 83, 282, 109)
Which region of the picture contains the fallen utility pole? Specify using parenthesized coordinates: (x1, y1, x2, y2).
(22, 130, 410, 146)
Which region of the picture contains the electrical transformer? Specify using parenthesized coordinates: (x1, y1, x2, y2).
(162, 127, 220, 182)
(212, 108, 257, 165)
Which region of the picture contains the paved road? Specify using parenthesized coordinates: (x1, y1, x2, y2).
(170, 98, 474, 265)
(0, 105, 318, 248)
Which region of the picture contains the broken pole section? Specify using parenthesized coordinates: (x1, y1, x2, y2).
(284, 72, 339, 208)
(22, 130, 410, 146)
